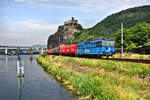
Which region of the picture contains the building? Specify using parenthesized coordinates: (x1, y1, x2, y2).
(64, 17, 78, 25)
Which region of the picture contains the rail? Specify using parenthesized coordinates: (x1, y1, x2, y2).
(106, 58, 150, 64)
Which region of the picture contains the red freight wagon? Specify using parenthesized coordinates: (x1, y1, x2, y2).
(66, 44, 77, 56)
(59, 44, 77, 56)
(59, 44, 66, 55)
(48, 49, 53, 54)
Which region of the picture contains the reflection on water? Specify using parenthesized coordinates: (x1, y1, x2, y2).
(18, 77, 24, 100)
(0, 55, 77, 100)
(5, 56, 8, 64)
(29, 56, 33, 62)
(17, 57, 24, 77)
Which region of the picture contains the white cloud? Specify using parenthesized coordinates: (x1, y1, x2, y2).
(0, 19, 59, 46)
(105, 0, 150, 15)
(6, 19, 58, 34)
(14, 0, 24, 3)
(12, 0, 150, 13)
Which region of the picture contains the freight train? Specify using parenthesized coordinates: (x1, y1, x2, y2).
(48, 38, 115, 58)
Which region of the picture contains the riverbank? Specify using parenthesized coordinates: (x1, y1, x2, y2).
(37, 55, 150, 100)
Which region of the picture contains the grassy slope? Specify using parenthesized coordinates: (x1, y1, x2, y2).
(73, 5, 150, 43)
(37, 55, 150, 100)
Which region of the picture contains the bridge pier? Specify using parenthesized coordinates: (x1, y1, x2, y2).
(5, 48, 8, 55)
(29, 48, 33, 55)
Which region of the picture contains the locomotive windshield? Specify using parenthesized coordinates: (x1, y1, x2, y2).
(102, 41, 114, 46)
(108, 41, 114, 46)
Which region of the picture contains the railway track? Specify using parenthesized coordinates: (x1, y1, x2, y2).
(51, 55, 150, 64)
(103, 58, 150, 64)
(77, 56, 150, 64)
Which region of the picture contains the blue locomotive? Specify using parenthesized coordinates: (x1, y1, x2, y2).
(77, 38, 115, 58)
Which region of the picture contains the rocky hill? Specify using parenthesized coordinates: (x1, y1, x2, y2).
(47, 17, 82, 49)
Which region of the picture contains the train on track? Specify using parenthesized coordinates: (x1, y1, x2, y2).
(48, 38, 115, 58)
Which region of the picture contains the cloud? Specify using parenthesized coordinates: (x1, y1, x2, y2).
(3, 19, 58, 34)
(0, 19, 58, 46)
(14, 0, 24, 3)
(14, 0, 107, 12)
(105, 0, 150, 15)
(12, 0, 150, 13)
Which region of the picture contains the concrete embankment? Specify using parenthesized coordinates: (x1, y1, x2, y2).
(37, 55, 150, 100)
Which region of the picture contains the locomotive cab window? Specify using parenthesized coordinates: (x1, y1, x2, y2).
(102, 41, 107, 46)
(97, 41, 102, 47)
(91, 43, 94, 47)
(108, 41, 114, 46)
(94, 42, 96, 47)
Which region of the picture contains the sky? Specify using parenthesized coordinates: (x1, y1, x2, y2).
(0, 0, 150, 46)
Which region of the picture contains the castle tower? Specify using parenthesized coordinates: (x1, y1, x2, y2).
(72, 17, 74, 21)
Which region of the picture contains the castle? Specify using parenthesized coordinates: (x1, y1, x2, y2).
(64, 17, 78, 25)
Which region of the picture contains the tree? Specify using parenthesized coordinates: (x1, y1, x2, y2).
(115, 28, 131, 48)
(86, 35, 95, 41)
(144, 39, 150, 46)
(115, 22, 150, 49)
(74, 24, 83, 30)
(130, 22, 150, 46)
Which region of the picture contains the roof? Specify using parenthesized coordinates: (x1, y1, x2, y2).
(78, 38, 114, 45)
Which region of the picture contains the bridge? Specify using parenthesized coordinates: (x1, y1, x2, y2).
(0, 45, 47, 55)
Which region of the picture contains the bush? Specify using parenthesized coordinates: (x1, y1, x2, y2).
(124, 52, 132, 57)
(139, 56, 144, 60)
(144, 39, 150, 46)
(74, 24, 83, 30)
(41, 51, 48, 57)
(126, 43, 137, 50)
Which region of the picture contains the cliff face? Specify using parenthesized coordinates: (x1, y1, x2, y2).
(47, 17, 81, 49)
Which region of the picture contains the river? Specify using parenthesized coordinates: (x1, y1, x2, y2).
(0, 55, 77, 100)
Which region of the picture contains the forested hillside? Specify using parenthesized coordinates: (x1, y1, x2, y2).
(73, 5, 150, 43)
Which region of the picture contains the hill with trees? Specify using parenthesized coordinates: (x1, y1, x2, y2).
(73, 5, 150, 43)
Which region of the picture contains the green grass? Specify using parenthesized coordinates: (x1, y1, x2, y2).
(57, 56, 150, 78)
(139, 56, 145, 60)
(37, 56, 115, 100)
(37, 55, 150, 100)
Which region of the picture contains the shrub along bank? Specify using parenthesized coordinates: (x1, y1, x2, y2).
(37, 55, 150, 100)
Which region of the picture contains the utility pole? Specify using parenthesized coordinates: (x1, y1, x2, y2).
(121, 23, 123, 58)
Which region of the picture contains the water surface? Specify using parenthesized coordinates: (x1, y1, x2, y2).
(0, 55, 77, 100)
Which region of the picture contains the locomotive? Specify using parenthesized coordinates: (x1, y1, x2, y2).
(48, 38, 115, 58)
